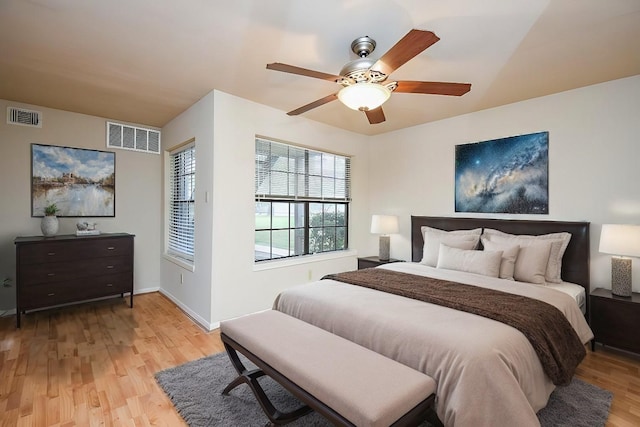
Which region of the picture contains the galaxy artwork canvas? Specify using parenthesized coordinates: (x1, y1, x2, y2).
(455, 132, 549, 214)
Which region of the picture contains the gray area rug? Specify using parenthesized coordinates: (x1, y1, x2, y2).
(155, 352, 612, 427)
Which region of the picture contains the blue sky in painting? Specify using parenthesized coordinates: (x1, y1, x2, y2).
(32, 144, 114, 181)
(455, 132, 548, 214)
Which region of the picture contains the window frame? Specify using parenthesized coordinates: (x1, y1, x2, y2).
(255, 137, 351, 262)
(165, 139, 196, 269)
(255, 199, 349, 261)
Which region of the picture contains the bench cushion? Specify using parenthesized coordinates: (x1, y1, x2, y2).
(221, 310, 436, 427)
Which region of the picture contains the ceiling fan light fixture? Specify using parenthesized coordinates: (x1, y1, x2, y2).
(337, 83, 391, 111)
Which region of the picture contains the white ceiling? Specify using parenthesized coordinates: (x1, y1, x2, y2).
(0, 0, 639, 136)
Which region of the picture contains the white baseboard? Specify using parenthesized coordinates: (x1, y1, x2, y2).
(158, 288, 218, 331)
(134, 285, 160, 295)
(0, 308, 16, 317)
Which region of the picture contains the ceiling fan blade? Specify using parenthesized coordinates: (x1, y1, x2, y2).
(365, 107, 386, 124)
(267, 63, 341, 82)
(286, 93, 338, 116)
(371, 30, 440, 76)
(395, 81, 471, 96)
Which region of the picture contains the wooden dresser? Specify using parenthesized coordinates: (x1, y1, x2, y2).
(14, 233, 134, 328)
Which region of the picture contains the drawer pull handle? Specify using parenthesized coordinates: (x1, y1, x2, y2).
(47, 252, 56, 256)
(106, 265, 114, 269)
(106, 283, 113, 287)
(47, 273, 55, 276)
(107, 247, 116, 250)
(47, 293, 55, 296)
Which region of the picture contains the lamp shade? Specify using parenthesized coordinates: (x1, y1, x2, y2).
(371, 215, 399, 235)
(337, 83, 391, 111)
(599, 224, 640, 257)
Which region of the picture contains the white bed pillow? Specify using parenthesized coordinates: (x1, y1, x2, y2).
(436, 244, 503, 278)
(512, 240, 553, 284)
(421, 226, 482, 241)
(482, 229, 571, 283)
(481, 239, 520, 280)
(420, 227, 482, 267)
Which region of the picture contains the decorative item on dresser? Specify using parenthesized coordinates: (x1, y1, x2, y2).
(370, 214, 399, 261)
(40, 203, 60, 237)
(598, 224, 640, 297)
(14, 233, 134, 328)
(590, 288, 640, 354)
(357, 256, 403, 270)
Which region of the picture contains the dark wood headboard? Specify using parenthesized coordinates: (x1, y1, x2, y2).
(411, 216, 591, 314)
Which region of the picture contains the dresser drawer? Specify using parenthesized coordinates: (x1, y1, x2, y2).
(20, 255, 132, 286)
(18, 272, 132, 310)
(18, 237, 133, 265)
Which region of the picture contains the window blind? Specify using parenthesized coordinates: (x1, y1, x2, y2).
(168, 144, 195, 261)
(255, 138, 351, 201)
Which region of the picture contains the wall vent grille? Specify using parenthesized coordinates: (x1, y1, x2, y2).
(106, 121, 160, 154)
(7, 107, 42, 128)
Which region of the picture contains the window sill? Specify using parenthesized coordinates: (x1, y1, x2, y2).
(253, 249, 357, 271)
(163, 253, 195, 272)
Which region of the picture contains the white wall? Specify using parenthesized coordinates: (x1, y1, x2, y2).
(0, 100, 162, 312)
(160, 90, 370, 329)
(158, 91, 215, 327)
(367, 75, 640, 292)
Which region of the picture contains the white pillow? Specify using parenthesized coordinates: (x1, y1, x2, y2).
(421, 226, 482, 241)
(482, 229, 571, 283)
(420, 226, 482, 267)
(436, 244, 503, 278)
(512, 240, 553, 284)
(481, 238, 520, 280)
(421, 232, 480, 267)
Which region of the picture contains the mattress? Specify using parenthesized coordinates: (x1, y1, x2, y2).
(546, 281, 586, 314)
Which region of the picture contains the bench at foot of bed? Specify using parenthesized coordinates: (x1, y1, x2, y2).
(220, 310, 439, 427)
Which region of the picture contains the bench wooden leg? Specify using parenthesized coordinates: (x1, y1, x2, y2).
(222, 340, 313, 425)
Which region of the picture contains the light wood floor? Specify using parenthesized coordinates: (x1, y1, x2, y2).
(0, 292, 639, 426)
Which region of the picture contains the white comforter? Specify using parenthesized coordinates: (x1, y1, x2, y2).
(274, 262, 594, 427)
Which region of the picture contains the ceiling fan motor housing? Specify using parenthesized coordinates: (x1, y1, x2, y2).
(339, 58, 378, 81)
(339, 36, 379, 81)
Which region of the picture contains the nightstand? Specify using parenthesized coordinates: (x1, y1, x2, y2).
(357, 256, 403, 270)
(590, 288, 640, 354)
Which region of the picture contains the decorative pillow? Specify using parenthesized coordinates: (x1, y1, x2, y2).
(436, 244, 503, 278)
(420, 226, 482, 267)
(482, 229, 571, 283)
(481, 238, 520, 280)
(511, 240, 552, 284)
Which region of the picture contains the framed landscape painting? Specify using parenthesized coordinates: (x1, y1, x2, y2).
(455, 131, 549, 214)
(31, 144, 115, 217)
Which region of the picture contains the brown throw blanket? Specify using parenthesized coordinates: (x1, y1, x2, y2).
(323, 268, 586, 385)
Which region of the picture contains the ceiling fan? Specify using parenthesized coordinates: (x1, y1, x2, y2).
(266, 29, 471, 125)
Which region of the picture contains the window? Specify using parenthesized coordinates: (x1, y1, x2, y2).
(255, 138, 350, 261)
(167, 142, 195, 263)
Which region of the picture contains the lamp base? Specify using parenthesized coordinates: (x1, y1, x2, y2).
(611, 256, 632, 297)
(379, 235, 390, 261)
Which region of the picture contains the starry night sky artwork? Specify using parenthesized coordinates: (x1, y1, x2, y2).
(455, 131, 549, 214)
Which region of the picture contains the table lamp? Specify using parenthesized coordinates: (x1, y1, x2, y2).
(371, 215, 399, 261)
(599, 224, 640, 297)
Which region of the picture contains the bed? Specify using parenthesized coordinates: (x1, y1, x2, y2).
(274, 216, 594, 427)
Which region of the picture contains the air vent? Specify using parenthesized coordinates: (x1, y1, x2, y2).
(7, 107, 42, 128)
(106, 121, 160, 154)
